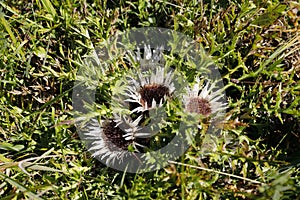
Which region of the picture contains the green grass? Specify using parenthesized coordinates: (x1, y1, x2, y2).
(0, 0, 299, 199)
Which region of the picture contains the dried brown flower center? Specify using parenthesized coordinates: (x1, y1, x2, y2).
(102, 121, 150, 151)
(103, 121, 132, 150)
(139, 84, 169, 108)
(186, 97, 212, 116)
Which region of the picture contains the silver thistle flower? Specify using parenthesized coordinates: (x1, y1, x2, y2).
(82, 115, 150, 166)
(183, 78, 227, 119)
(124, 66, 175, 113)
(113, 45, 176, 114)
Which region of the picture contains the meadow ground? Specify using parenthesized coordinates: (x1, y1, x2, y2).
(0, 0, 299, 199)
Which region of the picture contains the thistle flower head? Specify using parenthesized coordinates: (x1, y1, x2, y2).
(113, 45, 176, 114)
(183, 78, 227, 119)
(83, 115, 150, 166)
